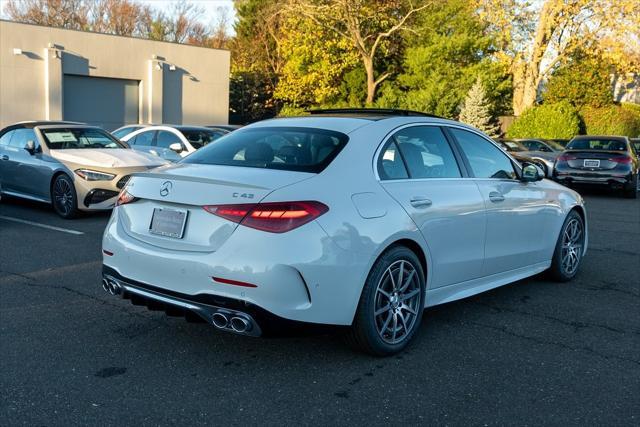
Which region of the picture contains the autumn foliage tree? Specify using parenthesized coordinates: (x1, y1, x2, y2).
(474, 0, 640, 115)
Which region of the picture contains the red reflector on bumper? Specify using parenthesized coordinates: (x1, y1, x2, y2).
(212, 276, 258, 288)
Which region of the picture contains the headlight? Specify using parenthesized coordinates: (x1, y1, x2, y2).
(74, 169, 116, 181)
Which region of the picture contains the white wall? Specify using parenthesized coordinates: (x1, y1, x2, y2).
(0, 20, 230, 129)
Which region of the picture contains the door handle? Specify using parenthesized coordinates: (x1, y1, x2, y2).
(1, 155, 8, 161)
(410, 197, 432, 208)
(489, 191, 505, 203)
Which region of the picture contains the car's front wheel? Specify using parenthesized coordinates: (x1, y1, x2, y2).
(347, 246, 425, 356)
(548, 210, 585, 282)
(51, 174, 79, 219)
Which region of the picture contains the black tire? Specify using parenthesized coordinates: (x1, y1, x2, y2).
(51, 174, 79, 219)
(548, 210, 585, 282)
(623, 175, 638, 199)
(346, 246, 425, 356)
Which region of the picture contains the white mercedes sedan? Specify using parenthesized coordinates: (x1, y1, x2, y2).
(102, 109, 587, 355)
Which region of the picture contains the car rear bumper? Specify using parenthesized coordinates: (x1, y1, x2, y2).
(554, 171, 633, 187)
(101, 208, 368, 326)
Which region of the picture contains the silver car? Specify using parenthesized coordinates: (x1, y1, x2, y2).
(0, 121, 168, 218)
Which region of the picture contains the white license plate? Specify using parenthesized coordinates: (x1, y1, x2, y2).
(149, 208, 188, 238)
(583, 159, 600, 168)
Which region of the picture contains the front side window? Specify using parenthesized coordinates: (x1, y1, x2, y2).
(9, 129, 38, 149)
(183, 127, 348, 173)
(521, 140, 543, 151)
(156, 131, 182, 148)
(132, 130, 155, 147)
(41, 128, 124, 150)
(452, 129, 516, 179)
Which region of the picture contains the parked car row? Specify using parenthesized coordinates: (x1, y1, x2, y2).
(497, 136, 639, 198)
(0, 121, 240, 218)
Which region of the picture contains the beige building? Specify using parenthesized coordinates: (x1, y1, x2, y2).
(0, 20, 229, 130)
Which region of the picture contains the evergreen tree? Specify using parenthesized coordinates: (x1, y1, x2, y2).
(459, 78, 501, 137)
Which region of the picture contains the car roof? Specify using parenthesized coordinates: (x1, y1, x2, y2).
(249, 115, 465, 135)
(3, 121, 85, 130)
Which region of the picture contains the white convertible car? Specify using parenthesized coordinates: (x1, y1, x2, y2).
(102, 109, 587, 355)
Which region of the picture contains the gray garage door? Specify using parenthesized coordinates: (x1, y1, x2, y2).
(63, 75, 139, 131)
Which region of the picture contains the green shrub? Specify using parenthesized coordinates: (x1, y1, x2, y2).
(277, 104, 309, 117)
(581, 105, 640, 137)
(506, 101, 581, 139)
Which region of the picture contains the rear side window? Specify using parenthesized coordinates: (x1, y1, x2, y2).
(394, 127, 461, 179)
(183, 127, 348, 173)
(180, 129, 226, 149)
(156, 131, 182, 148)
(451, 129, 516, 179)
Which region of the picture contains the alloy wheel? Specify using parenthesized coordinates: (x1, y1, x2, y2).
(561, 218, 583, 276)
(374, 260, 422, 345)
(53, 178, 74, 216)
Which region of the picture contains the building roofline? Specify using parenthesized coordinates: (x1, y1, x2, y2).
(0, 19, 230, 52)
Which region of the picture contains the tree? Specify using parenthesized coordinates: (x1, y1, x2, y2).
(543, 53, 613, 109)
(4, 0, 90, 30)
(376, 0, 511, 118)
(475, 0, 640, 115)
(273, 14, 359, 107)
(459, 78, 501, 137)
(288, 0, 429, 105)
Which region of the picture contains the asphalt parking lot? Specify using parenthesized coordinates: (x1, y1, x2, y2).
(1, 190, 638, 425)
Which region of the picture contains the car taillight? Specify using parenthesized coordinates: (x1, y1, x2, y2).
(609, 156, 632, 164)
(557, 154, 577, 162)
(204, 201, 329, 233)
(115, 189, 137, 206)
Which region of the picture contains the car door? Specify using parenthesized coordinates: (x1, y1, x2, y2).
(155, 130, 185, 162)
(1, 128, 51, 199)
(378, 125, 486, 288)
(449, 128, 552, 276)
(0, 130, 16, 191)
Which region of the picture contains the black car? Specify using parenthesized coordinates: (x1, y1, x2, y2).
(554, 135, 639, 198)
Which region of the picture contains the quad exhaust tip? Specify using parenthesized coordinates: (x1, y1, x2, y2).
(102, 278, 122, 296)
(211, 312, 229, 328)
(230, 316, 250, 333)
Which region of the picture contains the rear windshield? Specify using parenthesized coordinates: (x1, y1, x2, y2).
(566, 138, 628, 151)
(41, 128, 125, 150)
(179, 129, 227, 149)
(183, 127, 348, 173)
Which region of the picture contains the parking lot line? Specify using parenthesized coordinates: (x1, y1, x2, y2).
(0, 215, 85, 235)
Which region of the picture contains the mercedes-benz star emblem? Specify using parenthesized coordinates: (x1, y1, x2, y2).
(159, 181, 173, 197)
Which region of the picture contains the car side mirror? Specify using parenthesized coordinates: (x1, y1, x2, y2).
(169, 142, 183, 153)
(24, 140, 37, 155)
(521, 163, 543, 182)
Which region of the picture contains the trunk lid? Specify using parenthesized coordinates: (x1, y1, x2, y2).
(119, 163, 313, 252)
(564, 150, 628, 171)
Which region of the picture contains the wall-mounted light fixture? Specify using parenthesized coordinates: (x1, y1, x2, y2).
(154, 62, 162, 71)
(13, 48, 22, 55)
(168, 64, 176, 71)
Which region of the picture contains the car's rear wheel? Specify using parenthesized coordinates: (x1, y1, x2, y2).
(623, 175, 638, 199)
(52, 174, 79, 219)
(548, 210, 584, 282)
(346, 246, 425, 356)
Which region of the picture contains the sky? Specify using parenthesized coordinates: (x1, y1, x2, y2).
(0, 0, 237, 32)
